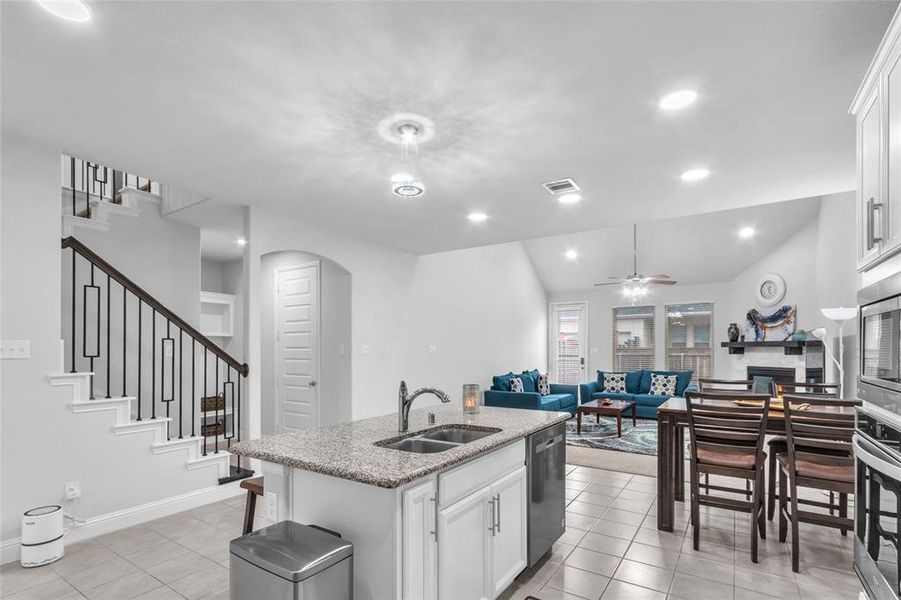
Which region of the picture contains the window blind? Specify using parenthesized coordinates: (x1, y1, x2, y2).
(554, 306, 584, 384)
(665, 302, 714, 381)
(612, 305, 655, 372)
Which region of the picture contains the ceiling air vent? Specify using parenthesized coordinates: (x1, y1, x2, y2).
(542, 178, 580, 195)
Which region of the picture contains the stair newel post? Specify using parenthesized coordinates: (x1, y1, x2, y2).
(203, 347, 208, 456)
(151, 308, 156, 420)
(215, 359, 220, 454)
(122, 284, 126, 397)
(70, 248, 76, 373)
(237, 374, 242, 469)
(137, 298, 142, 420)
(106, 272, 111, 399)
(178, 329, 183, 439)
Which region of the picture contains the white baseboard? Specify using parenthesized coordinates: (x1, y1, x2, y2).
(0, 483, 244, 565)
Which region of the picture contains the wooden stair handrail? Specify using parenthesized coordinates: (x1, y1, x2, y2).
(62, 236, 248, 377)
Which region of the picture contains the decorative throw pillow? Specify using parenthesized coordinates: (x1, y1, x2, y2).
(537, 374, 550, 396)
(509, 377, 524, 393)
(603, 372, 627, 393)
(650, 373, 678, 396)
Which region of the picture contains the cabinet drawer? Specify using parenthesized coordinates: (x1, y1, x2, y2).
(439, 439, 525, 507)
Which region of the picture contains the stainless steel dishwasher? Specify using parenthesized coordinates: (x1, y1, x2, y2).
(526, 420, 566, 566)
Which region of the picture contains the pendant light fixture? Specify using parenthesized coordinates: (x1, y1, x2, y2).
(391, 124, 425, 198)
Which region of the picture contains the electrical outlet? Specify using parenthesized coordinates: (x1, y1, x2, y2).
(338, 344, 345, 356)
(265, 492, 278, 520)
(590, 347, 599, 354)
(64, 480, 81, 501)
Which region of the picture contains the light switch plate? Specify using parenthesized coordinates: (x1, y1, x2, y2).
(361, 344, 372, 355)
(265, 492, 278, 521)
(1, 340, 30, 359)
(590, 347, 599, 354)
(338, 344, 345, 356)
(428, 345, 437, 354)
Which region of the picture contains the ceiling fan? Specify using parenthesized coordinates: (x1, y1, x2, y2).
(594, 224, 677, 302)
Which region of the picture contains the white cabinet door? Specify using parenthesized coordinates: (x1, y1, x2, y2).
(859, 85, 884, 268)
(489, 466, 527, 597)
(438, 486, 492, 600)
(403, 478, 437, 600)
(886, 45, 901, 257)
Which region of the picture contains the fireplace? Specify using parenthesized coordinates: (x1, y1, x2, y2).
(746, 366, 797, 385)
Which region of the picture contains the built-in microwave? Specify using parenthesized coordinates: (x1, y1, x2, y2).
(860, 276, 901, 415)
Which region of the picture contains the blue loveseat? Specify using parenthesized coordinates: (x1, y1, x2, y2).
(579, 369, 696, 420)
(484, 369, 579, 415)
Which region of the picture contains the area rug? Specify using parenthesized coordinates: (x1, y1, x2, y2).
(564, 415, 657, 456)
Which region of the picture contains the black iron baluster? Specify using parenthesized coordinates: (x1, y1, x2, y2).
(203, 347, 208, 456)
(215, 359, 219, 454)
(137, 299, 142, 420)
(178, 330, 183, 439)
(151, 308, 156, 419)
(122, 285, 126, 397)
(162, 321, 173, 440)
(191, 338, 196, 438)
(70, 249, 76, 372)
(225, 368, 233, 450)
(106, 273, 111, 398)
(84, 265, 100, 399)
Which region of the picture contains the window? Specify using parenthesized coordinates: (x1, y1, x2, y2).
(612, 305, 655, 372)
(551, 303, 587, 384)
(665, 302, 714, 381)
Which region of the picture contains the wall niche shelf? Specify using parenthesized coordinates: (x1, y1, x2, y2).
(200, 291, 235, 337)
(720, 340, 823, 356)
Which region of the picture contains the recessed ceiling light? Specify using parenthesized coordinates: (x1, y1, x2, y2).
(659, 90, 698, 111)
(565, 249, 579, 260)
(680, 168, 710, 182)
(739, 227, 755, 239)
(467, 212, 488, 223)
(34, 0, 92, 22)
(236, 238, 247, 246)
(558, 193, 582, 205)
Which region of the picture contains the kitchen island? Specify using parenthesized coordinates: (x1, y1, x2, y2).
(231, 405, 569, 600)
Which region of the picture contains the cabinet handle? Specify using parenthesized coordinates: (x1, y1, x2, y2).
(868, 197, 884, 249)
(488, 497, 496, 536)
(495, 494, 501, 534)
(429, 496, 437, 542)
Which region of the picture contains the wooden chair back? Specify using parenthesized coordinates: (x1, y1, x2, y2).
(684, 391, 771, 473)
(698, 378, 754, 393)
(781, 394, 854, 474)
(773, 382, 840, 397)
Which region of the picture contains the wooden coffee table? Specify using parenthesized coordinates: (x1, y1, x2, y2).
(577, 399, 637, 437)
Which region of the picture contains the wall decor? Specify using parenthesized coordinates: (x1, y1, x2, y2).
(756, 273, 786, 307)
(744, 305, 797, 341)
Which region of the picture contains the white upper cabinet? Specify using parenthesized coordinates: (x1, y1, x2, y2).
(853, 5, 901, 271)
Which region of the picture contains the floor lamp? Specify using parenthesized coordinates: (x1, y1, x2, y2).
(813, 307, 858, 398)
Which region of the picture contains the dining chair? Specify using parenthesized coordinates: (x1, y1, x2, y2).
(684, 390, 771, 562)
(777, 394, 855, 572)
(765, 390, 859, 522)
(771, 382, 840, 396)
(696, 380, 756, 493)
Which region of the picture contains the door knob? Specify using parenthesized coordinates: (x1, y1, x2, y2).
(309, 380, 317, 387)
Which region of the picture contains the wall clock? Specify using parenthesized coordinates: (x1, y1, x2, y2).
(756, 273, 786, 307)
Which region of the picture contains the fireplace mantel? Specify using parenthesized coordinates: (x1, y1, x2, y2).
(720, 340, 824, 356)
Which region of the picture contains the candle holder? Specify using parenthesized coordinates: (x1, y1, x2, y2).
(462, 384, 480, 414)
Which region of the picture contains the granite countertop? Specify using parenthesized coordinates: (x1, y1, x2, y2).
(231, 405, 570, 488)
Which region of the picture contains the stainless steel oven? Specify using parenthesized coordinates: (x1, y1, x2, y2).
(855, 410, 901, 600)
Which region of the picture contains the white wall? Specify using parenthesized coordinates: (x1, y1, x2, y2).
(399, 242, 548, 407)
(201, 257, 245, 361)
(550, 193, 858, 386)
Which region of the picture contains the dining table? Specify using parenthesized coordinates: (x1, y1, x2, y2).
(655, 396, 857, 531)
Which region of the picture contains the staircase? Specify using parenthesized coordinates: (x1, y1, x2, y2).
(58, 156, 252, 485)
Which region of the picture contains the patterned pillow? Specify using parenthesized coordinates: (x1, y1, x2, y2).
(603, 372, 627, 393)
(537, 374, 550, 396)
(650, 373, 678, 396)
(509, 377, 524, 393)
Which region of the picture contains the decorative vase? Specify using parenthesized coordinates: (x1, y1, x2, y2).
(792, 329, 807, 342)
(727, 323, 740, 342)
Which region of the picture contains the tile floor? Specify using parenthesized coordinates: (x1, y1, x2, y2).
(500, 464, 862, 600)
(0, 464, 863, 600)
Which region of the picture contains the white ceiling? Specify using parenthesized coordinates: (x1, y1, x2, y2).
(2, 1, 896, 255)
(524, 196, 822, 294)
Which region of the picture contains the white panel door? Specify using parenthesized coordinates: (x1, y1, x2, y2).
(490, 466, 527, 596)
(550, 302, 588, 384)
(275, 263, 319, 432)
(403, 478, 438, 600)
(438, 486, 492, 600)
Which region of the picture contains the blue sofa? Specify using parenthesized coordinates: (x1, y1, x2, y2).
(579, 369, 696, 420)
(484, 369, 578, 415)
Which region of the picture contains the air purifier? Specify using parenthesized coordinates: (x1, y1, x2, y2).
(20, 505, 64, 567)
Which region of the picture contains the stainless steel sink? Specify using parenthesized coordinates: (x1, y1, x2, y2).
(376, 425, 501, 453)
(420, 427, 499, 444)
(381, 438, 459, 453)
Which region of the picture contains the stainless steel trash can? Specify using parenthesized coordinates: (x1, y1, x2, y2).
(229, 521, 353, 600)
